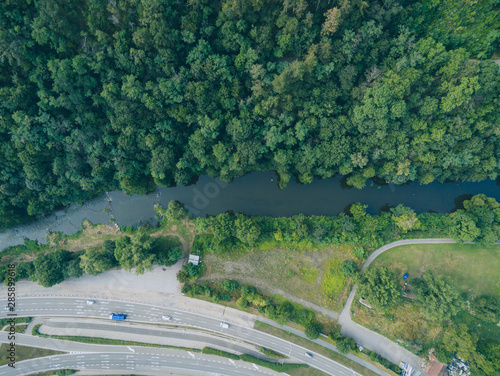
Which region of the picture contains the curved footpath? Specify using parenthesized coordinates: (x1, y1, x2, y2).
(339, 238, 500, 375)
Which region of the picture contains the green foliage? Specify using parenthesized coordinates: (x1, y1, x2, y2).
(412, 273, 464, 321)
(0, 0, 499, 231)
(164, 200, 188, 221)
(471, 295, 500, 324)
(259, 347, 287, 359)
(358, 267, 400, 311)
(336, 337, 356, 354)
(304, 321, 323, 340)
(239, 354, 308, 372)
(235, 215, 261, 246)
(33, 250, 72, 287)
(447, 211, 481, 243)
(79, 240, 117, 276)
(114, 235, 157, 275)
(354, 246, 365, 258)
(222, 280, 239, 291)
(341, 260, 357, 276)
(211, 213, 235, 243)
(202, 347, 240, 360)
(65, 259, 83, 279)
(442, 324, 477, 361)
(156, 246, 182, 267)
(390, 205, 421, 233)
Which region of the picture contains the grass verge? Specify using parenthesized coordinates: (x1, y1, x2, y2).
(254, 321, 394, 376)
(32, 325, 201, 351)
(27, 371, 77, 376)
(0, 344, 63, 366)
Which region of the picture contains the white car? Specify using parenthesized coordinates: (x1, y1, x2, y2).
(4, 306, 10, 311)
(162, 315, 172, 321)
(86, 300, 95, 305)
(305, 352, 313, 358)
(220, 322, 229, 329)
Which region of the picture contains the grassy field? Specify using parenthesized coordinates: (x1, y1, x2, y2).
(201, 244, 358, 311)
(372, 243, 500, 296)
(0, 344, 62, 366)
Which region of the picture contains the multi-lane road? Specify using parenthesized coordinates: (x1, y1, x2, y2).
(0, 349, 279, 376)
(0, 296, 366, 376)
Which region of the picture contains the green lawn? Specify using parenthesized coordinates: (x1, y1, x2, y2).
(372, 243, 500, 296)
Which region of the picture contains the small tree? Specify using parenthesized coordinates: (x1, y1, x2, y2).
(354, 246, 365, 258)
(390, 204, 420, 233)
(236, 297, 249, 309)
(342, 260, 357, 276)
(305, 321, 323, 340)
(413, 273, 464, 321)
(165, 200, 188, 221)
(358, 267, 400, 310)
(337, 337, 355, 354)
(235, 215, 261, 245)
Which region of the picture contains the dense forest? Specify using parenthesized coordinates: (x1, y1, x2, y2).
(1, 0, 499, 230)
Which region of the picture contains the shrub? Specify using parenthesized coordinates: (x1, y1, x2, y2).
(222, 280, 239, 291)
(260, 347, 287, 359)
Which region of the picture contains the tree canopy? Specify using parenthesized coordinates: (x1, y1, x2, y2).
(0, 0, 499, 230)
(358, 267, 400, 311)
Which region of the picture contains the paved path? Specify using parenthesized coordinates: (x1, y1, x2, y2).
(339, 238, 500, 375)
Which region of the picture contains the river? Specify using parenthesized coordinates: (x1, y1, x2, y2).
(1, 171, 499, 251)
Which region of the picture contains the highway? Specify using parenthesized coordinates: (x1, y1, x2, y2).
(0, 296, 365, 376)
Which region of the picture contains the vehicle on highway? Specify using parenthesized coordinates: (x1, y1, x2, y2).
(4, 306, 10, 311)
(305, 352, 313, 358)
(162, 315, 172, 321)
(109, 313, 126, 321)
(220, 322, 229, 329)
(86, 300, 95, 305)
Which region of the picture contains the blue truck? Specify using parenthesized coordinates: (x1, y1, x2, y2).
(109, 313, 126, 321)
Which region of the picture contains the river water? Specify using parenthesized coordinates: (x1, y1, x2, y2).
(1, 171, 499, 251)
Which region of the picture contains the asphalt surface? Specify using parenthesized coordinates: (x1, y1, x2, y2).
(38, 319, 265, 359)
(1, 297, 365, 376)
(0, 348, 280, 376)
